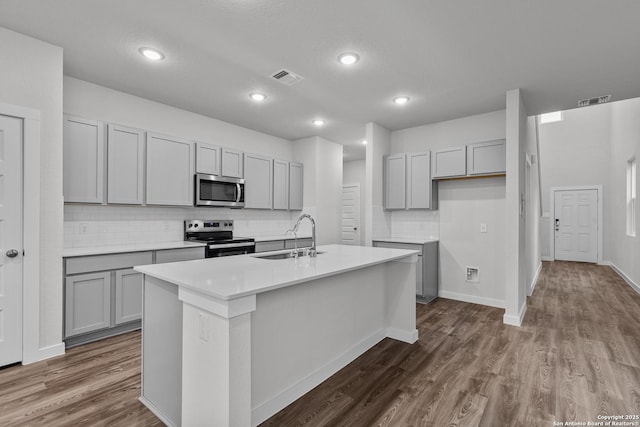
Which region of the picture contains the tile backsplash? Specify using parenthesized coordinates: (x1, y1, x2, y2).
(390, 209, 439, 240)
(64, 205, 299, 248)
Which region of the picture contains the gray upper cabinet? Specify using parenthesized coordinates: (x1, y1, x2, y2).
(244, 153, 273, 209)
(146, 132, 194, 206)
(221, 147, 244, 178)
(407, 152, 437, 210)
(467, 139, 506, 176)
(384, 154, 407, 210)
(385, 152, 437, 210)
(196, 142, 221, 176)
(107, 124, 145, 205)
(432, 146, 467, 179)
(289, 162, 303, 210)
(273, 159, 290, 210)
(63, 115, 105, 203)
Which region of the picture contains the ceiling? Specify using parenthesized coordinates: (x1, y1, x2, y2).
(1, 1, 639, 161)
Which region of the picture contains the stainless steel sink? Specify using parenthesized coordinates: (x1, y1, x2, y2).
(252, 250, 325, 260)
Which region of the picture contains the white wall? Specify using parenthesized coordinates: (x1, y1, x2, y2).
(0, 27, 64, 352)
(292, 136, 343, 245)
(525, 117, 542, 294)
(64, 77, 292, 159)
(608, 98, 640, 289)
(365, 123, 391, 243)
(391, 110, 506, 152)
(343, 160, 365, 245)
(389, 110, 507, 307)
(63, 77, 298, 245)
(504, 89, 528, 325)
(438, 178, 506, 306)
(537, 103, 612, 259)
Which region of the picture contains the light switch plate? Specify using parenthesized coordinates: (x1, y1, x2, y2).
(480, 223, 487, 233)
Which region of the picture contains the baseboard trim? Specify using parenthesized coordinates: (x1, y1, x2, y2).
(438, 290, 505, 309)
(139, 396, 177, 427)
(529, 262, 542, 296)
(541, 256, 553, 262)
(251, 329, 387, 426)
(22, 342, 65, 365)
(609, 263, 640, 295)
(386, 327, 418, 344)
(503, 303, 527, 327)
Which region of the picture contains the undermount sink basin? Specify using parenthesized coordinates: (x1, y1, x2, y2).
(252, 250, 325, 260)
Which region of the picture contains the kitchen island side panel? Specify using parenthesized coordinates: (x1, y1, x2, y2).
(141, 277, 183, 427)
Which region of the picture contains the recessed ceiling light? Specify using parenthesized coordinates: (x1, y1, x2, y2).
(249, 93, 266, 102)
(393, 96, 410, 105)
(312, 119, 325, 126)
(139, 47, 165, 61)
(338, 53, 360, 65)
(361, 140, 367, 145)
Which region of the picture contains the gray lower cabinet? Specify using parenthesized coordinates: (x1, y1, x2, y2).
(65, 271, 111, 337)
(114, 268, 143, 324)
(64, 246, 204, 346)
(372, 240, 438, 303)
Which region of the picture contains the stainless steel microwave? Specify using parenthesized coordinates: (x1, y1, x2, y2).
(194, 173, 245, 208)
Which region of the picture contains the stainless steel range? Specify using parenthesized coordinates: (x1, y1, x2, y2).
(184, 220, 255, 257)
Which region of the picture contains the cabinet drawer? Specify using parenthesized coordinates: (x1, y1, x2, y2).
(155, 247, 205, 264)
(284, 238, 313, 249)
(255, 240, 285, 253)
(66, 251, 153, 275)
(372, 241, 423, 254)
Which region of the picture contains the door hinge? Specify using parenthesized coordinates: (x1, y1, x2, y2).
(23, 249, 25, 256)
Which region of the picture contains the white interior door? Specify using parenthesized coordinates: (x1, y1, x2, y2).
(341, 184, 361, 245)
(554, 189, 597, 263)
(0, 115, 23, 366)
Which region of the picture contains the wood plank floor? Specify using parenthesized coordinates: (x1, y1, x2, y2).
(1, 261, 639, 426)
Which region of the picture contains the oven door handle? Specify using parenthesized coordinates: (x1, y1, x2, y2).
(208, 242, 255, 250)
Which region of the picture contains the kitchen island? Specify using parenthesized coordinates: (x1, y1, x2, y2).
(134, 244, 419, 427)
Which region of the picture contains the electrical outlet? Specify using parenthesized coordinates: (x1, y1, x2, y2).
(199, 313, 209, 341)
(466, 267, 479, 283)
(79, 223, 89, 234)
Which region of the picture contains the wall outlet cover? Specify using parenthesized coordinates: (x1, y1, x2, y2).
(466, 267, 480, 283)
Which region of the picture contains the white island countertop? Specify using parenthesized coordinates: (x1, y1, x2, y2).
(134, 244, 418, 301)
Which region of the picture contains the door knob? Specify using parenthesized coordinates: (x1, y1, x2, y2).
(6, 249, 19, 258)
(354, 227, 358, 231)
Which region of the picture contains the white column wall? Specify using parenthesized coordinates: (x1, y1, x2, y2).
(504, 89, 528, 326)
(0, 26, 64, 354)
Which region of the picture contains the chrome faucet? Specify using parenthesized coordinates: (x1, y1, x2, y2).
(288, 214, 317, 257)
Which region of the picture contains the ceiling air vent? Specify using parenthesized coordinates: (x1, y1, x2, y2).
(271, 69, 304, 86)
(577, 94, 611, 108)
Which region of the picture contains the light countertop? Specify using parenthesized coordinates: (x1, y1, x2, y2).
(373, 237, 439, 245)
(239, 234, 312, 242)
(62, 241, 206, 258)
(134, 244, 418, 301)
